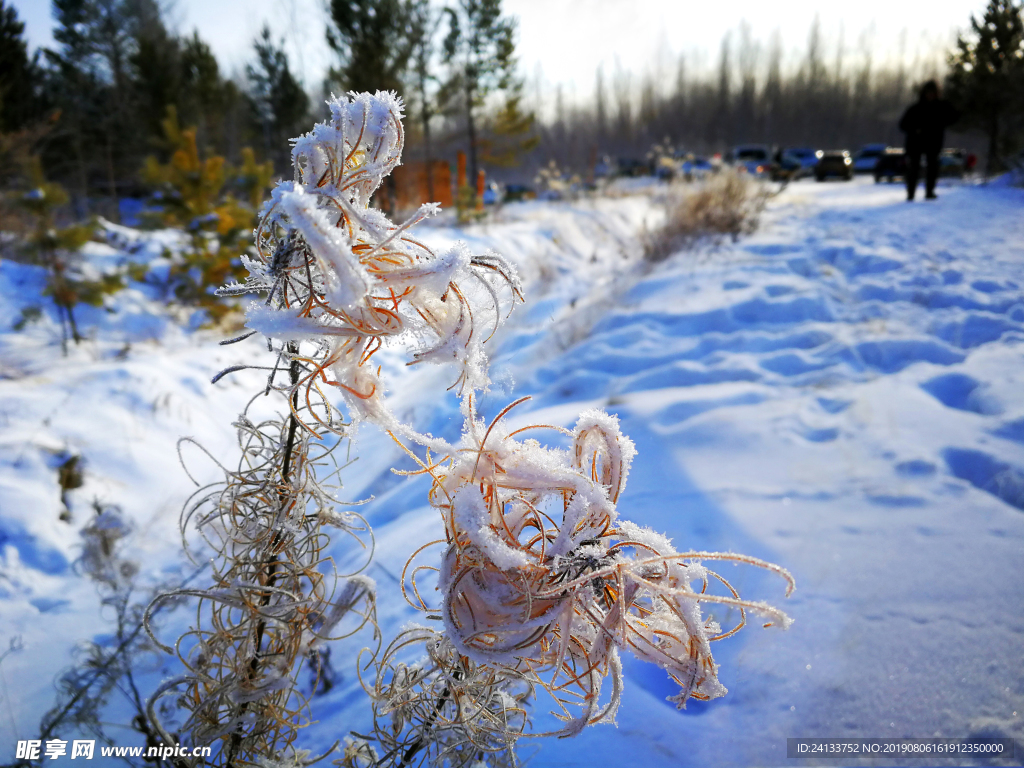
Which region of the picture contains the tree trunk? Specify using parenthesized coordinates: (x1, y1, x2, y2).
(465, 81, 478, 188)
(56, 302, 68, 356)
(73, 131, 89, 218)
(106, 134, 119, 224)
(986, 111, 1000, 177)
(67, 303, 81, 345)
(420, 81, 435, 203)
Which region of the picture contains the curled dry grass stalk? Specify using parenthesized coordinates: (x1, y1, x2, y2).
(645, 170, 770, 262)
(385, 400, 794, 755)
(151, 91, 793, 768)
(145, 398, 377, 766)
(346, 627, 530, 768)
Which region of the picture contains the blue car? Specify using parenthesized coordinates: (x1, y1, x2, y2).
(783, 147, 819, 178)
(727, 145, 772, 177)
(852, 143, 888, 174)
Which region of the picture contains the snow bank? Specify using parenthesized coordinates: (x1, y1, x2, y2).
(2, 177, 1023, 765)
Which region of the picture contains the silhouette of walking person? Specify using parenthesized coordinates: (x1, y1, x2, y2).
(899, 80, 958, 201)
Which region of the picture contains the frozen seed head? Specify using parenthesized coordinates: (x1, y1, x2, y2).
(390, 398, 794, 740)
(227, 90, 521, 433)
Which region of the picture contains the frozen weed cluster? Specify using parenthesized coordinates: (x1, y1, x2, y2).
(384, 401, 794, 754)
(644, 169, 770, 262)
(34, 503, 199, 763)
(645, 137, 677, 178)
(145, 405, 377, 765)
(153, 92, 792, 767)
(532, 160, 580, 200)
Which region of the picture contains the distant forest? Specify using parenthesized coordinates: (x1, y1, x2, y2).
(526, 21, 965, 175)
(1, 0, 1021, 215)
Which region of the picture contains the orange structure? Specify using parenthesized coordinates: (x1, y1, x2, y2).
(392, 159, 453, 211)
(456, 151, 467, 189)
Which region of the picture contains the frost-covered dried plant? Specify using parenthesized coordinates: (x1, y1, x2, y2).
(78, 502, 139, 590)
(33, 504, 197, 767)
(156, 90, 792, 768)
(150, 91, 521, 767)
(222, 90, 522, 431)
(646, 136, 678, 179)
(644, 169, 770, 261)
(146, 394, 377, 766)
(533, 160, 580, 200)
(391, 398, 793, 740)
(351, 627, 530, 767)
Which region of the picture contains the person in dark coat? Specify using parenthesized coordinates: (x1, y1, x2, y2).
(898, 80, 959, 201)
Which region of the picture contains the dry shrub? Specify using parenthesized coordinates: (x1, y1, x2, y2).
(645, 170, 770, 261)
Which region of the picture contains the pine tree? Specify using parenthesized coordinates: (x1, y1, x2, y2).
(0, 0, 44, 132)
(43, 0, 106, 209)
(141, 106, 271, 321)
(326, 0, 415, 96)
(408, 0, 442, 199)
(442, 0, 518, 184)
(16, 156, 121, 352)
(44, 0, 166, 214)
(181, 32, 250, 161)
(131, 21, 182, 145)
(947, 0, 1024, 173)
(478, 84, 538, 168)
(247, 26, 310, 169)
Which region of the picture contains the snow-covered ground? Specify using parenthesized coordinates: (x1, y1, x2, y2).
(1, 177, 1022, 766)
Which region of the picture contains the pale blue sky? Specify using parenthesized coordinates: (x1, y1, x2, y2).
(11, 0, 985, 103)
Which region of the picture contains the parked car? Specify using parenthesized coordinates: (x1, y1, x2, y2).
(676, 152, 715, 180)
(770, 152, 806, 182)
(874, 148, 907, 183)
(784, 147, 819, 177)
(815, 150, 854, 181)
(594, 155, 614, 179)
(616, 158, 651, 177)
(502, 184, 534, 202)
(852, 143, 888, 174)
(727, 145, 773, 176)
(938, 148, 967, 179)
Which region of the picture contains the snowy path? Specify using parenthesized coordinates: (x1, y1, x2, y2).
(2, 180, 1023, 765)
(328, 179, 1024, 765)
(526, 180, 1024, 765)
